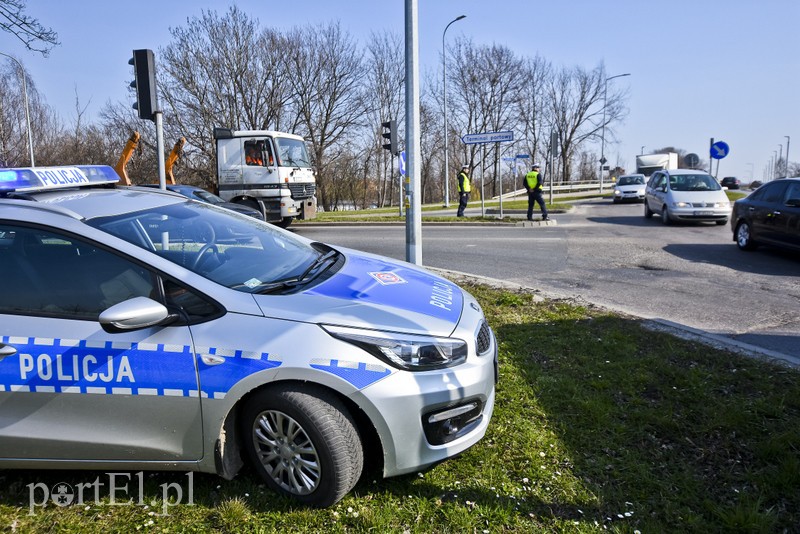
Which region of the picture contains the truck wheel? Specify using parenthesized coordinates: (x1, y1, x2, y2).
(239, 199, 265, 221)
(275, 217, 293, 229)
(241, 385, 363, 507)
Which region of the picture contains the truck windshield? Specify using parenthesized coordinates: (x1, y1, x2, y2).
(274, 137, 311, 168)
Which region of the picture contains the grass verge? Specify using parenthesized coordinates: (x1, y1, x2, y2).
(1, 284, 797, 532)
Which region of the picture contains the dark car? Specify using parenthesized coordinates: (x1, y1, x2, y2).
(731, 178, 800, 252)
(142, 184, 263, 219)
(721, 177, 740, 189)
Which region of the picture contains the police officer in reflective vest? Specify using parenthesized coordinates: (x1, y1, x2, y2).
(457, 164, 471, 217)
(525, 164, 549, 221)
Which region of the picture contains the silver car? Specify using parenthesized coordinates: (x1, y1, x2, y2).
(0, 165, 497, 507)
(644, 169, 731, 225)
(612, 174, 646, 203)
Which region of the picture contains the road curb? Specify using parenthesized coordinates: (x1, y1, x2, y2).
(428, 267, 799, 369)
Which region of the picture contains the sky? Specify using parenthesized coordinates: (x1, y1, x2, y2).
(2, 0, 798, 182)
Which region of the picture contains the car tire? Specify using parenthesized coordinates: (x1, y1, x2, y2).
(661, 206, 672, 225)
(735, 221, 758, 251)
(644, 199, 653, 219)
(613, 197, 619, 204)
(241, 384, 363, 507)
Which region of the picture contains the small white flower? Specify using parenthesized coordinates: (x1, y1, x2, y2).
(539, 452, 546, 457)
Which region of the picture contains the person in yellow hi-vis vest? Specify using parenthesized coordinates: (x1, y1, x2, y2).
(525, 164, 549, 221)
(456, 164, 471, 217)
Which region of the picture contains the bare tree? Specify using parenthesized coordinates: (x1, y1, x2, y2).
(0, 0, 58, 56)
(364, 31, 404, 207)
(545, 63, 627, 182)
(448, 39, 525, 197)
(516, 55, 552, 171)
(286, 22, 366, 210)
(0, 57, 61, 166)
(155, 6, 294, 187)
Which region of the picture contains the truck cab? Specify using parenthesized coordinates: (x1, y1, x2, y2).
(214, 128, 317, 228)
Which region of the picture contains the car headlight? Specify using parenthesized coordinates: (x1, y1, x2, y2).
(322, 324, 468, 371)
(673, 201, 692, 208)
(613, 189, 621, 196)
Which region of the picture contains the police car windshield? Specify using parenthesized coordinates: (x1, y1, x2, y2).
(87, 201, 321, 292)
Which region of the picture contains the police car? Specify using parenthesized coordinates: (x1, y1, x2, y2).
(0, 166, 497, 507)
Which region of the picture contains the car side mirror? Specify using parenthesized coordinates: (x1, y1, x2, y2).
(99, 296, 178, 333)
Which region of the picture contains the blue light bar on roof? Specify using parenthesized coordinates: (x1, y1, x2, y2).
(0, 165, 120, 193)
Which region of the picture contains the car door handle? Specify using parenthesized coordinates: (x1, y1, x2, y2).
(200, 354, 225, 366)
(774, 211, 782, 216)
(0, 343, 17, 361)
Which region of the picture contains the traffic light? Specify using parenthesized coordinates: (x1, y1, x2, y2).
(381, 120, 398, 155)
(129, 49, 158, 121)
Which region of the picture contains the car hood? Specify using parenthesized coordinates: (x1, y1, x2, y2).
(253, 247, 464, 337)
(668, 189, 729, 204)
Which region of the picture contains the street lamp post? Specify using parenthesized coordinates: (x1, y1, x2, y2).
(599, 72, 630, 192)
(785, 135, 791, 177)
(640, 145, 645, 155)
(773, 151, 777, 181)
(0, 51, 34, 167)
(778, 144, 783, 179)
(442, 14, 466, 208)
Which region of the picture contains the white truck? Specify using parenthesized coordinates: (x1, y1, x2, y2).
(636, 152, 679, 176)
(214, 128, 317, 228)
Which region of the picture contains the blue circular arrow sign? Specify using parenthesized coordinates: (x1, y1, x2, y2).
(710, 141, 730, 160)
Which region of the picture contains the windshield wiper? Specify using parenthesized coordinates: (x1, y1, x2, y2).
(255, 248, 338, 294)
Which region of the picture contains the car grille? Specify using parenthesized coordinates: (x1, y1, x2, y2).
(476, 320, 492, 355)
(287, 183, 316, 200)
(691, 202, 717, 208)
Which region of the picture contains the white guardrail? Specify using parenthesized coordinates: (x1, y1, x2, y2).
(497, 181, 614, 199)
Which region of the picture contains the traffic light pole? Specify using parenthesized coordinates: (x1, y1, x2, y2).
(404, 0, 422, 265)
(155, 112, 166, 189)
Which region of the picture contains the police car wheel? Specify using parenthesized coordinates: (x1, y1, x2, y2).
(242, 385, 363, 507)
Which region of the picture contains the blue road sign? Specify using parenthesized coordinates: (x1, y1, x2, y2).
(710, 141, 730, 160)
(461, 131, 514, 144)
(516, 154, 530, 159)
(399, 150, 406, 176)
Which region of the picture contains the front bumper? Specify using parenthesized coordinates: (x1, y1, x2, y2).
(614, 191, 645, 202)
(670, 207, 731, 221)
(353, 325, 498, 477)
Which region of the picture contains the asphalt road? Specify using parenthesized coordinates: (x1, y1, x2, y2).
(294, 199, 800, 361)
